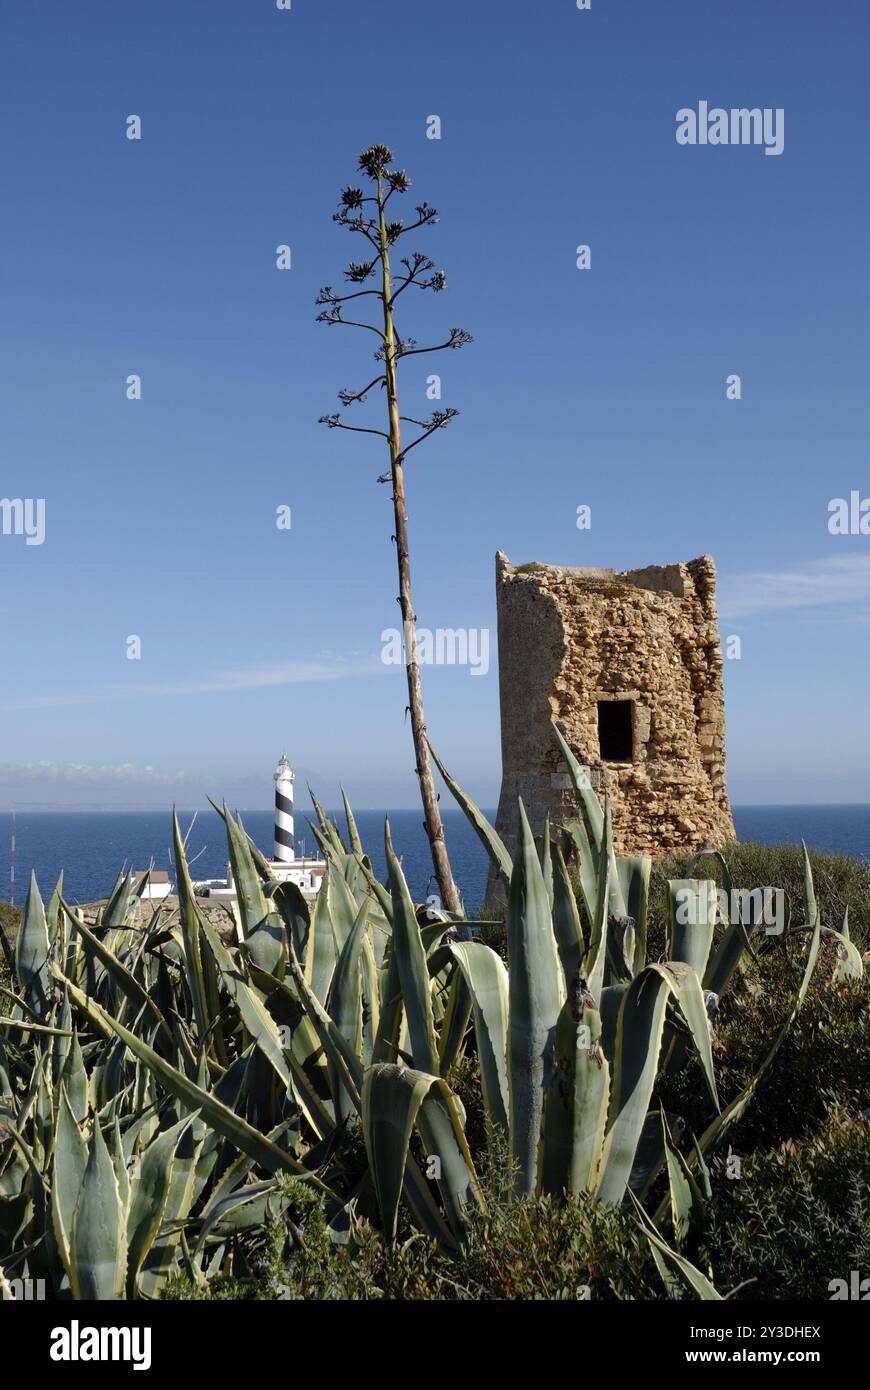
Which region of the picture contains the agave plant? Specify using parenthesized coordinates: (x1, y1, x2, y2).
(0, 725, 858, 1300)
(0, 849, 337, 1299)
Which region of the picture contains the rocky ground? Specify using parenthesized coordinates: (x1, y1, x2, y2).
(77, 895, 239, 941)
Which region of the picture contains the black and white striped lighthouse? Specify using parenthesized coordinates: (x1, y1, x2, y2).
(273, 753, 295, 863)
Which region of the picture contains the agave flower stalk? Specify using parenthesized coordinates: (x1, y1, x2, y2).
(317, 144, 472, 915)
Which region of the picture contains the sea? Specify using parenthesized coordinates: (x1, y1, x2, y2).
(2, 805, 870, 915)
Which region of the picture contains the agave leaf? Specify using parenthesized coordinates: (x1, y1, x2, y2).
(386, 838, 439, 1075)
(448, 942, 509, 1133)
(686, 847, 731, 886)
(271, 878, 311, 961)
(51, 1086, 89, 1291)
(215, 805, 269, 936)
(126, 1113, 198, 1296)
(51, 990, 74, 1088)
(415, 1087, 484, 1239)
(53, 970, 339, 1198)
(507, 799, 565, 1194)
(193, 1178, 286, 1259)
(111, 1117, 129, 1210)
(428, 741, 512, 892)
(308, 787, 346, 855)
(171, 810, 211, 1042)
(598, 982, 628, 1068)
(59, 900, 173, 1046)
(362, 1063, 431, 1241)
(596, 962, 718, 1205)
(565, 819, 599, 927)
(46, 873, 64, 949)
(436, 964, 473, 1078)
(61, 1030, 89, 1125)
(352, 854, 394, 926)
(244, 918, 287, 981)
(373, 939, 402, 1065)
(16, 873, 50, 1014)
(551, 721, 628, 917)
(284, 938, 364, 1111)
(70, 1119, 127, 1300)
(306, 889, 338, 1005)
(585, 819, 610, 1007)
(801, 839, 818, 929)
(552, 844, 584, 990)
(359, 933, 381, 1065)
(662, 1112, 696, 1248)
(362, 1063, 484, 1242)
(236, 821, 279, 887)
(102, 870, 137, 928)
(326, 900, 370, 1121)
(831, 909, 863, 983)
(551, 718, 604, 845)
(138, 1117, 202, 1298)
(631, 1193, 722, 1300)
(626, 1107, 680, 1201)
(617, 855, 651, 974)
(0, 1015, 72, 1036)
(540, 818, 554, 909)
(667, 880, 717, 979)
(323, 863, 362, 957)
(340, 787, 364, 858)
(196, 914, 298, 1100)
(541, 980, 609, 1196)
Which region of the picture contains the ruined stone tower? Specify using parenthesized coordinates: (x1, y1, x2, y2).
(491, 551, 735, 864)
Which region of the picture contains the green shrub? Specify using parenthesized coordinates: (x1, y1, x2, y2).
(0, 902, 18, 989)
(704, 1106, 870, 1299)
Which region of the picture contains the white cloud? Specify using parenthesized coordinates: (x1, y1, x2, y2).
(719, 554, 870, 620)
(0, 760, 205, 786)
(3, 652, 388, 710)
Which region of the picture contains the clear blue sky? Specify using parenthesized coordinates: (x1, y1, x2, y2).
(1, 0, 868, 810)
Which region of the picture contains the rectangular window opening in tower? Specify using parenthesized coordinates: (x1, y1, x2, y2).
(597, 699, 634, 762)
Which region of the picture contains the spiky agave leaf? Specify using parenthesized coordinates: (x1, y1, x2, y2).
(447, 941, 509, 1132)
(551, 844, 584, 991)
(506, 800, 565, 1195)
(16, 873, 50, 1014)
(428, 741, 512, 892)
(70, 1118, 127, 1300)
(595, 961, 719, 1205)
(541, 972, 610, 1196)
(361, 1062, 484, 1243)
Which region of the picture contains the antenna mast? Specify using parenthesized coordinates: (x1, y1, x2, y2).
(9, 813, 16, 906)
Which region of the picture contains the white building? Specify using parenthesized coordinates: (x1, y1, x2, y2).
(133, 869, 173, 901)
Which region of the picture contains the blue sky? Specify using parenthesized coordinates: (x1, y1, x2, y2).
(1, 0, 868, 810)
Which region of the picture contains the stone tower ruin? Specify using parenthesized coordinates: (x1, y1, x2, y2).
(490, 551, 736, 865)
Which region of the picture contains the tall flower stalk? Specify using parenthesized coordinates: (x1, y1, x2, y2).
(318, 144, 471, 913)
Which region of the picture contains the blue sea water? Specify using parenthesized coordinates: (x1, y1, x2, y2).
(2, 804, 869, 914)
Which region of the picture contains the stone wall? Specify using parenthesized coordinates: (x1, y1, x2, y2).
(490, 551, 736, 870)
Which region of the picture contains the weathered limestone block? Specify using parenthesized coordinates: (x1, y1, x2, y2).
(490, 552, 736, 880)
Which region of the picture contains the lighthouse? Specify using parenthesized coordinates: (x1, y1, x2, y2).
(273, 753, 295, 862)
(193, 753, 326, 905)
